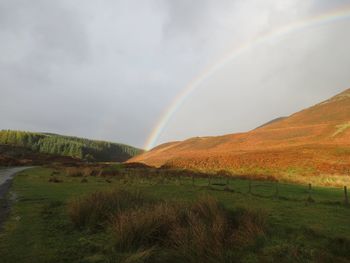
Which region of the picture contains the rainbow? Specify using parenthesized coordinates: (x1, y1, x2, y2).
(144, 6, 350, 150)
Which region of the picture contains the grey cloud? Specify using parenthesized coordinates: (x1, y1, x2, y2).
(0, 0, 89, 95)
(0, 0, 88, 60)
(0, 0, 349, 148)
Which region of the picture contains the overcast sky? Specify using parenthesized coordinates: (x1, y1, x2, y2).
(1, 0, 350, 148)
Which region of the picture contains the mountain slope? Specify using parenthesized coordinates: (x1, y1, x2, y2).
(131, 89, 350, 176)
(255, 116, 287, 129)
(0, 130, 143, 162)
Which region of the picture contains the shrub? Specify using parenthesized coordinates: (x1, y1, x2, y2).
(64, 166, 100, 177)
(100, 166, 121, 177)
(48, 177, 62, 183)
(65, 167, 83, 177)
(80, 178, 88, 183)
(82, 167, 99, 177)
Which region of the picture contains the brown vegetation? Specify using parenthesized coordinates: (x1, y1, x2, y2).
(130, 88, 350, 184)
(68, 190, 268, 262)
(48, 177, 62, 183)
(67, 189, 152, 231)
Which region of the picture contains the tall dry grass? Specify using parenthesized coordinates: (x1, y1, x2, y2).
(168, 197, 232, 263)
(109, 195, 267, 262)
(113, 202, 179, 251)
(233, 209, 267, 248)
(68, 189, 267, 262)
(67, 189, 151, 230)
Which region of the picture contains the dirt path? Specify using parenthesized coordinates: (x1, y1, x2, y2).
(0, 167, 31, 229)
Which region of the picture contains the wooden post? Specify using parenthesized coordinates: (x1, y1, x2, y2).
(344, 186, 349, 205)
(248, 180, 252, 194)
(192, 175, 195, 186)
(208, 176, 212, 186)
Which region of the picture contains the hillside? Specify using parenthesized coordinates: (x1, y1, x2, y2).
(0, 130, 143, 162)
(131, 88, 350, 178)
(0, 144, 80, 166)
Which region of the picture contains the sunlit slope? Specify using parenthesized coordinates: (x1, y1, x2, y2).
(131, 89, 350, 175)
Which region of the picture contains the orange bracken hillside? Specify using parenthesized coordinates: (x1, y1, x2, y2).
(130, 89, 350, 179)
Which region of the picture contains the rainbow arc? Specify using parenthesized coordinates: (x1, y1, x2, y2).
(144, 6, 350, 150)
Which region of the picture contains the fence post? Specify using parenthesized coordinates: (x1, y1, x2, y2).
(344, 186, 349, 205)
(192, 175, 195, 186)
(208, 176, 212, 187)
(307, 183, 313, 202)
(248, 180, 252, 194)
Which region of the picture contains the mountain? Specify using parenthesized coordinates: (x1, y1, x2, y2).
(130, 88, 350, 177)
(0, 130, 143, 162)
(255, 117, 287, 129)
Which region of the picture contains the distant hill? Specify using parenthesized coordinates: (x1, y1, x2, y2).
(0, 130, 143, 162)
(130, 88, 350, 178)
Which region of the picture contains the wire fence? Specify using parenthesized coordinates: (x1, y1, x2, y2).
(72, 165, 350, 207)
(201, 176, 349, 206)
(117, 172, 350, 207)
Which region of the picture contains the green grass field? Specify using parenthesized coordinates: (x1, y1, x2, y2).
(1, 167, 350, 262)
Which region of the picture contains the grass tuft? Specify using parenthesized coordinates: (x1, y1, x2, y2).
(112, 202, 179, 251)
(67, 189, 151, 231)
(109, 195, 267, 262)
(233, 209, 267, 248)
(48, 176, 63, 183)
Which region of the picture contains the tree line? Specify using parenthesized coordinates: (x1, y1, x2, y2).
(0, 130, 143, 162)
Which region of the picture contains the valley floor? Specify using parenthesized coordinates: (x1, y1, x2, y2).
(0, 167, 350, 262)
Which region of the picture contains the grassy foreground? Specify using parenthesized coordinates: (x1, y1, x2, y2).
(1, 167, 350, 262)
